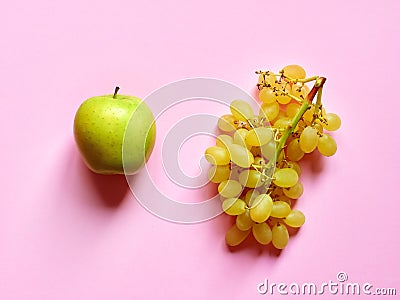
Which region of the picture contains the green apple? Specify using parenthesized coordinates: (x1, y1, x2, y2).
(73, 87, 156, 175)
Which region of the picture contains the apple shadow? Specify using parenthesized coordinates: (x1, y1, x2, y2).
(75, 149, 130, 208)
(85, 168, 129, 208)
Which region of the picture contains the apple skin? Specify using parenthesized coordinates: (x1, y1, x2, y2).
(73, 93, 156, 175)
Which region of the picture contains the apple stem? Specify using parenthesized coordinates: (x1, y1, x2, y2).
(113, 86, 120, 99)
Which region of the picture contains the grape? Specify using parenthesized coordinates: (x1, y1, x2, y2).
(228, 144, 255, 168)
(284, 209, 305, 228)
(246, 127, 273, 146)
(324, 113, 341, 131)
(249, 194, 273, 223)
(260, 140, 276, 160)
(303, 105, 314, 124)
(286, 138, 305, 161)
(283, 181, 304, 199)
(270, 201, 291, 218)
(273, 117, 291, 130)
(275, 82, 292, 104)
(209, 67, 339, 251)
(286, 103, 301, 118)
(282, 64, 306, 79)
(225, 224, 250, 246)
(216, 134, 233, 149)
(301, 85, 310, 98)
(291, 83, 309, 100)
(236, 210, 253, 231)
(238, 169, 263, 188)
(222, 198, 247, 215)
(260, 101, 280, 122)
(218, 179, 243, 198)
(207, 165, 231, 183)
(244, 189, 260, 205)
(252, 222, 272, 245)
(259, 87, 276, 104)
(286, 161, 301, 176)
(299, 126, 319, 153)
(233, 128, 251, 149)
(230, 99, 254, 122)
(317, 133, 337, 156)
(258, 73, 277, 86)
(218, 114, 237, 132)
(271, 222, 289, 249)
(205, 146, 230, 165)
(313, 122, 323, 134)
(273, 168, 298, 188)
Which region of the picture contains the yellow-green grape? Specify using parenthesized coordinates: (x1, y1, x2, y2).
(291, 83, 309, 100)
(218, 114, 237, 132)
(230, 99, 254, 122)
(284, 209, 305, 228)
(299, 126, 319, 153)
(270, 201, 291, 218)
(216, 134, 233, 149)
(252, 222, 272, 245)
(281, 64, 306, 79)
(273, 110, 287, 123)
(283, 181, 304, 199)
(249, 194, 273, 223)
(286, 161, 301, 176)
(222, 198, 247, 215)
(228, 144, 255, 168)
(258, 73, 277, 86)
(238, 169, 263, 188)
(273, 117, 291, 130)
(286, 138, 305, 161)
(205, 146, 230, 165)
(260, 140, 276, 160)
(314, 122, 324, 134)
(286, 103, 301, 118)
(207, 165, 231, 183)
(244, 189, 260, 205)
(236, 210, 253, 231)
(218, 179, 243, 198)
(259, 87, 276, 104)
(225, 224, 251, 246)
(317, 133, 337, 156)
(324, 113, 341, 131)
(260, 101, 280, 122)
(275, 82, 292, 105)
(303, 105, 314, 124)
(271, 222, 289, 249)
(273, 168, 298, 188)
(233, 128, 251, 149)
(246, 127, 273, 147)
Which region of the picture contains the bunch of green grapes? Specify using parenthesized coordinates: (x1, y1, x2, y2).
(205, 65, 341, 250)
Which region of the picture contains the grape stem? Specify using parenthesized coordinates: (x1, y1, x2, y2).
(311, 85, 324, 124)
(272, 77, 326, 165)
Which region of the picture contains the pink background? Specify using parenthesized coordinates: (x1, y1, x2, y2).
(1, 0, 399, 299)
